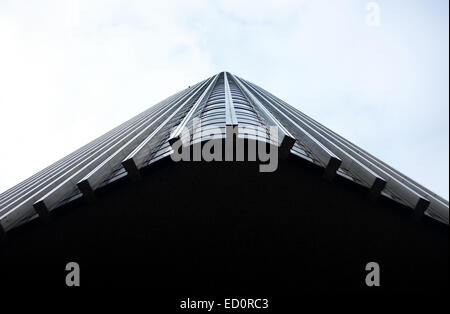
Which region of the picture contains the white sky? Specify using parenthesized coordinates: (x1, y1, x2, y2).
(0, 0, 448, 199)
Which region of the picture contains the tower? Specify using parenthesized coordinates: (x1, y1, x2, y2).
(0, 72, 448, 292)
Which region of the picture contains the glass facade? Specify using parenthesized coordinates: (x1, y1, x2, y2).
(0, 72, 448, 234)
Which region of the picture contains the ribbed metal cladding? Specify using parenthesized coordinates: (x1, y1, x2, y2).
(0, 71, 448, 234)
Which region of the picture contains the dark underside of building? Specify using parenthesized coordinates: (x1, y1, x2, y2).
(1, 154, 448, 295)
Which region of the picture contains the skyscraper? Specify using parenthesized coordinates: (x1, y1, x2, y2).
(0, 72, 448, 292)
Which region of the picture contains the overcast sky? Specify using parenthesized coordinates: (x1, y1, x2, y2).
(0, 0, 448, 199)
